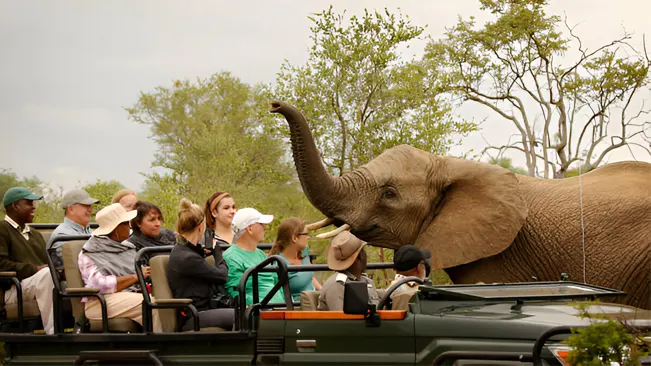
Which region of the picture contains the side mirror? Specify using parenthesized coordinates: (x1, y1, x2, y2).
(343, 280, 368, 315)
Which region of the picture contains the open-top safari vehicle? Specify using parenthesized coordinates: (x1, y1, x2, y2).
(0, 226, 649, 365)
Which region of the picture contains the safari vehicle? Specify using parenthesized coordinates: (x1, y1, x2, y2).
(0, 228, 649, 365)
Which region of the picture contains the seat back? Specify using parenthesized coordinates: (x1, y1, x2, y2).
(149, 255, 176, 332)
(299, 290, 320, 311)
(62, 240, 89, 322)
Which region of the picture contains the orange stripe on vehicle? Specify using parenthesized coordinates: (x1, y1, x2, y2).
(260, 311, 286, 320)
(276, 310, 406, 320)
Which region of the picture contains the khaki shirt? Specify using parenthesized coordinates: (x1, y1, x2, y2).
(317, 272, 380, 311)
(388, 274, 420, 310)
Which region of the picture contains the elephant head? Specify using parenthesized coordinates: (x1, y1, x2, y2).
(270, 101, 529, 270)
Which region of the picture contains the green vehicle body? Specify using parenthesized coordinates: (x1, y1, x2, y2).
(0, 229, 648, 365)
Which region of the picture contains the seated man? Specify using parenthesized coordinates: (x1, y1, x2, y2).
(223, 208, 285, 306)
(46, 189, 100, 274)
(389, 245, 430, 307)
(318, 231, 379, 311)
(78, 203, 161, 332)
(0, 187, 54, 334)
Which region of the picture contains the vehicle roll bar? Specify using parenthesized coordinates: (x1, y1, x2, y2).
(236, 255, 293, 331)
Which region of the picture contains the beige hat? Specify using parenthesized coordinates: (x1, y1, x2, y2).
(92, 203, 137, 236)
(326, 231, 367, 271)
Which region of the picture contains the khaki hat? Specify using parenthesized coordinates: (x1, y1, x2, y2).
(326, 231, 367, 271)
(62, 189, 100, 209)
(92, 203, 137, 236)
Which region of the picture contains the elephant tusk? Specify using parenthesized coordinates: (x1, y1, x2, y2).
(315, 224, 350, 239)
(306, 217, 335, 231)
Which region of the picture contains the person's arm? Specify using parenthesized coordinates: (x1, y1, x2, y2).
(78, 253, 120, 294)
(0, 229, 37, 279)
(312, 276, 322, 291)
(174, 251, 228, 284)
(224, 255, 243, 299)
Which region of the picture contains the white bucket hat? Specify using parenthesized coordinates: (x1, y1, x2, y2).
(92, 203, 137, 236)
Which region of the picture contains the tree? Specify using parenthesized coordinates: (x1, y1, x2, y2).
(274, 6, 477, 176)
(126, 72, 320, 241)
(424, 0, 650, 178)
(488, 157, 528, 175)
(81, 179, 125, 217)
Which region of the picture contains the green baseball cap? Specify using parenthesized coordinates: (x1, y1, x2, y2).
(3, 187, 43, 207)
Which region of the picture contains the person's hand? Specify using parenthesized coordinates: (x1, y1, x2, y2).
(141, 266, 151, 279)
(36, 264, 48, 271)
(204, 248, 214, 256)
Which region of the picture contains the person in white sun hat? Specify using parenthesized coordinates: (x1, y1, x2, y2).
(223, 207, 286, 306)
(77, 203, 162, 332)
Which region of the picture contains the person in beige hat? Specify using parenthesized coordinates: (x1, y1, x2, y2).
(77, 203, 161, 332)
(317, 231, 380, 311)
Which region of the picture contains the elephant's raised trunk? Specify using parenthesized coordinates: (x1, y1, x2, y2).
(270, 101, 347, 217)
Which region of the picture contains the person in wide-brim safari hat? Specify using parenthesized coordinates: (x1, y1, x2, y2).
(318, 231, 380, 311)
(78, 203, 162, 332)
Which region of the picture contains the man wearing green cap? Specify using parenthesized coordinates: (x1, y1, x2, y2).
(0, 187, 54, 334)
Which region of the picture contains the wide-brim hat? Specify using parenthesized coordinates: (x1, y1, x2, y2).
(92, 203, 137, 236)
(326, 231, 367, 271)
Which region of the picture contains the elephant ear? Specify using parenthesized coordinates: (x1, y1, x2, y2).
(415, 157, 528, 270)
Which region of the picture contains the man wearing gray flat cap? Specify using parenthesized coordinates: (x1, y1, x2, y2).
(47, 189, 100, 273)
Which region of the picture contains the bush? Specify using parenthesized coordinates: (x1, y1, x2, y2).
(564, 301, 649, 365)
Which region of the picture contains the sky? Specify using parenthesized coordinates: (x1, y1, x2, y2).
(1, 0, 650, 192)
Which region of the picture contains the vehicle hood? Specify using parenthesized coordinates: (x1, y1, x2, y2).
(416, 301, 651, 340)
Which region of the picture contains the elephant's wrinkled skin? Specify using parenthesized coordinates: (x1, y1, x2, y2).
(271, 101, 651, 310)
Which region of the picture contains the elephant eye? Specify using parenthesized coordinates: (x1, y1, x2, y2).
(382, 188, 397, 199)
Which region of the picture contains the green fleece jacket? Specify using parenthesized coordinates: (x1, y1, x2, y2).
(0, 220, 47, 282)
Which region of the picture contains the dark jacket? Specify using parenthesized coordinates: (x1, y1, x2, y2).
(0, 220, 47, 283)
(167, 235, 229, 310)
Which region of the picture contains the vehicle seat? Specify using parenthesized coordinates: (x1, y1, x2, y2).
(62, 240, 142, 333)
(299, 290, 320, 311)
(149, 255, 226, 333)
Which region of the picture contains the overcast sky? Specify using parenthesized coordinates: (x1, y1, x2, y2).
(1, 0, 650, 192)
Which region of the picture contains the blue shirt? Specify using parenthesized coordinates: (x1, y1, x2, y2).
(280, 247, 315, 303)
(47, 217, 93, 271)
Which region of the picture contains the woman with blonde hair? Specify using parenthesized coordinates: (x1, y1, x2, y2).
(167, 198, 233, 331)
(269, 218, 322, 302)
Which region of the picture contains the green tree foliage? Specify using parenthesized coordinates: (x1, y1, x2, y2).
(488, 157, 528, 175)
(125, 72, 321, 242)
(81, 179, 125, 217)
(274, 6, 477, 176)
(424, 0, 650, 178)
(565, 301, 649, 365)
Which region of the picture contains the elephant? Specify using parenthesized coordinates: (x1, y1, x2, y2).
(270, 101, 651, 310)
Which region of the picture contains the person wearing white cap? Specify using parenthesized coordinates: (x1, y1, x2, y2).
(47, 188, 100, 274)
(77, 203, 161, 332)
(222, 207, 285, 306)
(317, 231, 380, 311)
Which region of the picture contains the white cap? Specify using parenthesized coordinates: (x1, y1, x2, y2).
(231, 207, 274, 235)
(92, 203, 137, 236)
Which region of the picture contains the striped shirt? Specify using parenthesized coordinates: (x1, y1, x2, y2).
(78, 251, 117, 302)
